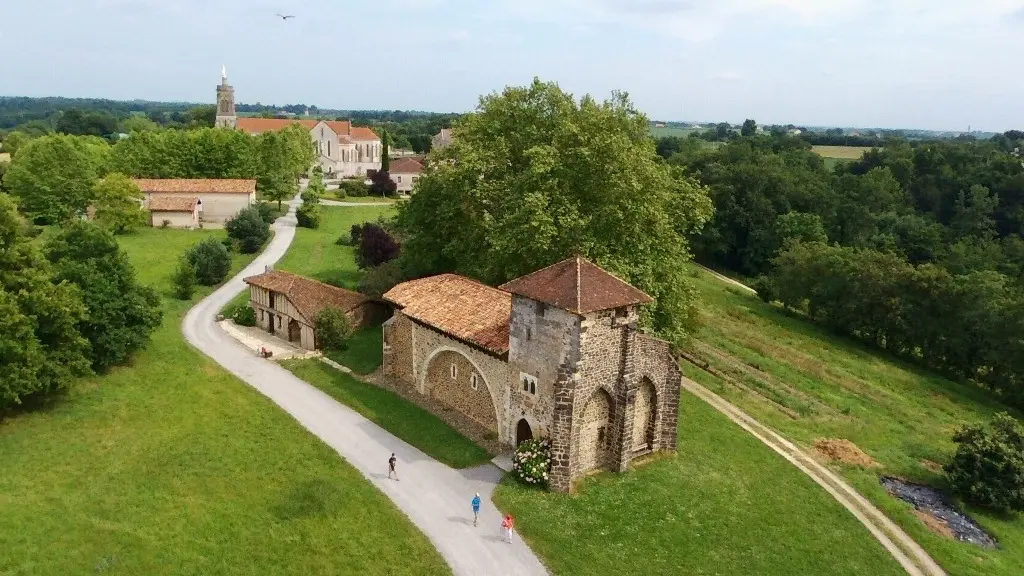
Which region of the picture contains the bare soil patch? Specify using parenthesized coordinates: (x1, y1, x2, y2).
(813, 438, 880, 468)
(913, 509, 956, 540)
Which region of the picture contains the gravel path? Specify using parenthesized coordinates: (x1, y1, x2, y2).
(181, 194, 548, 576)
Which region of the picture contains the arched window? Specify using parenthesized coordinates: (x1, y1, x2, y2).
(450, 364, 457, 379)
(470, 373, 479, 390)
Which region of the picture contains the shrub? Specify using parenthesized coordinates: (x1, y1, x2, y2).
(187, 237, 231, 286)
(358, 260, 405, 298)
(750, 275, 776, 303)
(296, 203, 321, 229)
(232, 305, 257, 327)
(315, 307, 352, 351)
(256, 202, 279, 224)
(350, 223, 364, 245)
(369, 170, 397, 197)
(339, 179, 369, 197)
(945, 412, 1024, 514)
(225, 206, 271, 254)
(161, 219, 171, 229)
(356, 223, 400, 269)
(512, 438, 551, 488)
(171, 255, 197, 300)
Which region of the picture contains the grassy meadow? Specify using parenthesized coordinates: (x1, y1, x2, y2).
(0, 226, 449, 576)
(683, 264, 1023, 576)
(494, 389, 906, 576)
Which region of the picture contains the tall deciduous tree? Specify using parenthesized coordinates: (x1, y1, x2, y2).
(1, 130, 29, 157)
(44, 222, 162, 372)
(0, 194, 91, 409)
(2, 134, 110, 224)
(92, 172, 145, 234)
(741, 119, 757, 137)
(398, 79, 714, 340)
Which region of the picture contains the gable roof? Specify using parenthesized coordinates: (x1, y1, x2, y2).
(350, 126, 380, 141)
(243, 270, 368, 323)
(384, 274, 511, 355)
(234, 117, 376, 141)
(149, 196, 199, 212)
(389, 157, 424, 174)
(133, 179, 256, 194)
(499, 256, 653, 315)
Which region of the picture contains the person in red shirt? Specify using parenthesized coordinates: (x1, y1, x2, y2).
(501, 514, 515, 543)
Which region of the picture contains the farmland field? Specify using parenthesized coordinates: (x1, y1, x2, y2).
(683, 263, 1024, 576)
(811, 145, 873, 159)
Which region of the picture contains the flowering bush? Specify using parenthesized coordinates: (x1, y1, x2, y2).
(512, 438, 551, 488)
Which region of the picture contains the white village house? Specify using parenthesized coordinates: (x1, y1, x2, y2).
(133, 178, 256, 226)
(214, 67, 382, 177)
(388, 157, 424, 194)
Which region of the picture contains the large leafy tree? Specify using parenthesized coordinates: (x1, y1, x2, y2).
(1, 130, 29, 158)
(44, 222, 162, 372)
(0, 194, 91, 409)
(92, 172, 145, 234)
(2, 134, 110, 224)
(397, 79, 714, 340)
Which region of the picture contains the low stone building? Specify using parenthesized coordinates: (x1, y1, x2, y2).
(388, 157, 424, 194)
(149, 196, 200, 229)
(134, 178, 256, 224)
(244, 270, 382, 350)
(382, 256, 681, 492)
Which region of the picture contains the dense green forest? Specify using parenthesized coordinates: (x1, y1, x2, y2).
(662, 128, 1024, 406)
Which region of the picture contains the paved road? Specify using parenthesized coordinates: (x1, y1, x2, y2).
(181, 194, 548, 576)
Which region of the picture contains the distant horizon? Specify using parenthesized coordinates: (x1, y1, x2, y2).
(0, 91, 1007, 136)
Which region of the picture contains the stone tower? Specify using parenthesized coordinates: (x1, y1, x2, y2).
(215, 65, 237, 129)
(500, 256, 680, 492)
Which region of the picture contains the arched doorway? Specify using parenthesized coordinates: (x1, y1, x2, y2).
(516, 419, 534, 446)
(422, 350, 499, 434)
(632, 378, 658, 452)
(288, 319, 302, 344)
(578, 389, 613, 473)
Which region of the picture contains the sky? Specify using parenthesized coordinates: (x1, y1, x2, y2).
(1, 0, 1023, 131)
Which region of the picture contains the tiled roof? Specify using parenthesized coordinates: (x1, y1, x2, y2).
(499, 256, 653, 315)
(149, 196, 199, 212)
(236, 118, 317, 134)
(134, 178, 256, 194)
(389, 158, 423, 174)
(384, 274, 511, 355)
(350, 126, 379, 141)
(243, 270, 368, 323)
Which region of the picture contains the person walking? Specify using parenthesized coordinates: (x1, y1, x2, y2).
(388, 453, 399, 481)
(501, 514, 515, 543)
(471, 493, 482, 526)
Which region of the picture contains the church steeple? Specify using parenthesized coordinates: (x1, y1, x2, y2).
(215, 65, 237, 129)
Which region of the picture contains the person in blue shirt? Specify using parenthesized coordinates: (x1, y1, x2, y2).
(471, 493, 482, 527)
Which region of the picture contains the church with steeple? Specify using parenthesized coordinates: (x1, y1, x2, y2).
(215, 66, 237, 129)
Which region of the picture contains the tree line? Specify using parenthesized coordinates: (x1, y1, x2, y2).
(663, 127, 1024, 406)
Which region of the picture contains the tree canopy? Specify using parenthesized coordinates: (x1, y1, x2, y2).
(397, 79, 713, 340)
(92, 172, 146, 234)
(2, 134, 109, 224)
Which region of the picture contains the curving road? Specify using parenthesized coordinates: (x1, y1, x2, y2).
(181, 194, 548, 576)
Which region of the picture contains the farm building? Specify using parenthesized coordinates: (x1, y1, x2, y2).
(133, 178, 256, 224)
(148, 196, 201, 229)
(389, 157, 424, 194)
(244, 270, 385, 350)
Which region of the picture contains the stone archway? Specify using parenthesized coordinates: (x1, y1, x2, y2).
(577, 388, 614, 473)
(632, 378, 658, 452)
(422, 349, 499, 434)
(516, 419, 534, 446)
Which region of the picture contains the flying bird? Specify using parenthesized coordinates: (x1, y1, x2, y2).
(275, 13, 295, 20)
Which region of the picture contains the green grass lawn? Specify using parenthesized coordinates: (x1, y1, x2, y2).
(683, 263, 1023, 576)
(494, 390, 905, 576)
(0, 227, 449, 576)
(326, 324, 384, 375)
(275, 205, 395, 289)
(280, 360, 491, 468)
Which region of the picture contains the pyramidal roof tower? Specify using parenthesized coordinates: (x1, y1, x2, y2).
(215, 65, 237, 129)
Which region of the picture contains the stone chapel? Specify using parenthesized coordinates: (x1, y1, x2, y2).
(382, 256, 682, 491)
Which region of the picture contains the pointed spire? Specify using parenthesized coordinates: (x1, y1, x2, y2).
(221, 65, 227, 81)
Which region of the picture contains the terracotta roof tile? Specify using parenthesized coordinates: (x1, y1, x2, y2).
(134, 178, 256, 194)
(499, 256, 653, 315)
(384, 274, 511, 355)
(350, 126, 380, 141)
(244, 270, 368, 324)
(149, 196, 199, 212)
(389, 158, 424, 174)
(236, 118, 317, 134)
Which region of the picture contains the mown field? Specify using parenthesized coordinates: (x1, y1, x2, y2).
(494, 389, 905, 576)
(811, 145, 873, 159)
(683, 264, 1023, 576)
(0, 226, 449, 576)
